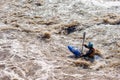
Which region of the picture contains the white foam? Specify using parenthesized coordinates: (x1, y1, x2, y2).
(81, 0, 120, 8)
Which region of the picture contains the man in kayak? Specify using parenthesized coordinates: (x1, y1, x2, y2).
(82, 42, 95, 62)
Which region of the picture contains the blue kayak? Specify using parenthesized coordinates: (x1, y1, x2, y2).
(68, 45, 82, 57)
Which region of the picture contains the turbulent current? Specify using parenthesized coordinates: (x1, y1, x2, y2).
(0, 0, 120, 80)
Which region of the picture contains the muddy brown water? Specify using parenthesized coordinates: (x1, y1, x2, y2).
(0, 0, 120, 80)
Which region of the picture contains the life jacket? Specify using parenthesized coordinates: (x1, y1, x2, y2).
(88, 48, 96, 58)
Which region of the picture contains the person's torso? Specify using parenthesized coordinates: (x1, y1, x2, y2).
(88, 48, 95, 58)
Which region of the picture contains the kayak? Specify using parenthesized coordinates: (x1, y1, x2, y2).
(68, 45, 82, 57)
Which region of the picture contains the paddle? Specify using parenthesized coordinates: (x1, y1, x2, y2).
(81, 32, 86, 54)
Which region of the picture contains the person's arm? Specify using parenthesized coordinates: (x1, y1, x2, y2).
(83, 44, 89, 49)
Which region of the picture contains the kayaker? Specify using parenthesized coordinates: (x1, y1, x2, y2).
(82, 42, 96, 61)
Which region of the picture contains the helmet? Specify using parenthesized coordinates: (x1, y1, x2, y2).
(88, 42, 93, 48)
